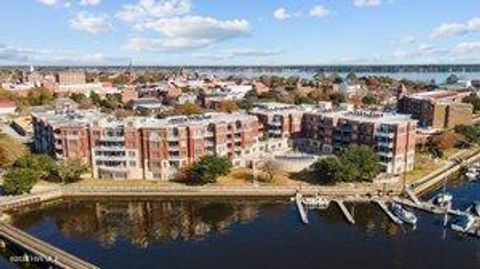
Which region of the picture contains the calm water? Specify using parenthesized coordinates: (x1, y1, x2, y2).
(2, 179, 480, 269)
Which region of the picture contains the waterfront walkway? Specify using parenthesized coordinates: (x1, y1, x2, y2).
(0, 224, 98, 269)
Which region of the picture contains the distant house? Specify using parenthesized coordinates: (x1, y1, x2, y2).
(127, 98, 171, 114)
(0, 100, 17, 116)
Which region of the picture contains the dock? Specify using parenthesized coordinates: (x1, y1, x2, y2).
(333, 200, 355, 224)
(0, 224, 99, 269)
(373, 199, 403, 224)
(404, 186, 421, 205)
(295, 193, 309, 224)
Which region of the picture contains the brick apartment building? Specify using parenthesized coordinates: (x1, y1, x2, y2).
(250, 103, 312, 151)
(32, 110, 261, 180)
(300, 110, 417, 174)
(398, 90, 473, 129)
(33, 102, 418, 180)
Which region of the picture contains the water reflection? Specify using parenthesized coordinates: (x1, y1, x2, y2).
(12, 199, 262, 249)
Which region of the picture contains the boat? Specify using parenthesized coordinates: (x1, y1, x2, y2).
(302, 195, 330, 209)
(432, 193, 453, 209)
(450, 215, 475, 233)
(390, 202, 417, 225)
(464, 167, 480, 181)
(467, 201, 480, 216)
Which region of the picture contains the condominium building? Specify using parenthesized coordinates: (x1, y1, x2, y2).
(32, 109, 261, 180)
(300, 110, 417, 174)
(55, 71, 87, 85)
(250, 102, 310, 151)
(398, 90, 473, 129)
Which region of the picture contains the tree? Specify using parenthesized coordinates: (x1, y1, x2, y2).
(3, 168, 38, 195)
(312, 157, 343, 184)
(329, 93, 346, 106)
(346, 72, 357, 82)
(455, 124, 480, 144)
(339, 145, 381, 182)
(434, 132, 459, 150)
(0, 134, 27, 168)
(446, 74, 459, 85)
(54, 158, 89, 183)
(294, 95, 316, 105)
(175, 103, 202, 115)
(462, 94, 480, 113)
(189, 155, 232, 185)
(313, 72, 326, 83)
(217, 100, 239, 113)
(362, 94, 378, 106)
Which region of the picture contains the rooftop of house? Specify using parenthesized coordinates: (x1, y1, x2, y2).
(408, 90, 471, 102)
(314, 109, 416, 125)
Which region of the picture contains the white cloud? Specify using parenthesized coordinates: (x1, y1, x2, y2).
(143, 16, 249, 40)
(432, 17, 480, 38)
(273, 8, 291, 21)
(116, 0, 192, 29)
(309, 5, 330, 18)
(124, 16, 250, 52)
(69, 12, 112, 34)
(38, 0, 57, 5)
(80, 0, 101, 6)
(227, 48, 282, 57)
(397, 35, 415, 45)
(451, 42, 480, 55)
(393, 43, 443, 59)
(353, 0, 382, 7)
(124, 37, 212, 52)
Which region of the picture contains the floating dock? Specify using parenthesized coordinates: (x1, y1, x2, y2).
(295, 193, 309, 224)
(404, 187, 421, 205)
(333, 200, 355, 224)
(373, 200, 403, 224)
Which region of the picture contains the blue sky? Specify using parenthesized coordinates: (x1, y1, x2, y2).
(0, 0, 479, 65)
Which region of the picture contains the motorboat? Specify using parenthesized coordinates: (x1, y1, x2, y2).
(432, 193, 453, 209)
(302, 195, 330, 209)
(464, 167, 480, 181)
(390, 202, 417, 225)
(450, 215, 475, 233)
(464, 170, 477, 181)
(467, 201, 480, 217)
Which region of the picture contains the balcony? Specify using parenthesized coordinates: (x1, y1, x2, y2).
(269, 129, 282, 135)
(101, 136, 124, 142)
(94, 145, 125, 151)
(269, 121, 282, 127)
(377, 151, 394, 158)
(377, 132, 395, 139)
(167, 135, 179, 141)
(378, 142, 394, 148)
(94, 155, 127, 161)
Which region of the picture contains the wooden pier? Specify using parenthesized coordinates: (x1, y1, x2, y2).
(333, 200, 355, 224)
(295, 193, 309, 224)
(373, 200, 403, 224)
(0, 224, 99, 269)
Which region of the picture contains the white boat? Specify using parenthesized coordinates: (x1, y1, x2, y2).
(433, 193, 453, 209)
(302, 195, 330, 209)
(464, 171, 478, 181)
(450, 215, 475, 233)
(466, 163, 480, 179)
(467, 201, 480, 216)
(391, 202, 418, 225)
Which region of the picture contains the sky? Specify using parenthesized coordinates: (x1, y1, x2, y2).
(0, 0, 479, 66)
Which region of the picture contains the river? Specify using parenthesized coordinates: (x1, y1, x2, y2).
(1, 179, 479, 269)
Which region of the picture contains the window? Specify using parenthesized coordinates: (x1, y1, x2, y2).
(129, 161, 136, 167)
(128, 151, 136, 157)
